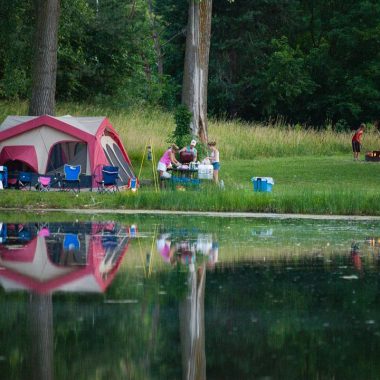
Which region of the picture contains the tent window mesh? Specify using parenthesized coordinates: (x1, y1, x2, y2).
(47, 142, 87, 173)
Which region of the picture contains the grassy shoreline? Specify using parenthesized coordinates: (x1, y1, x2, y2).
(1, 102, 380, 216)
(1, 155, 380, 216)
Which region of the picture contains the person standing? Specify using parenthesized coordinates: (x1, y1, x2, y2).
(207, 141, 220, 183)
(352, 123, 365, 161)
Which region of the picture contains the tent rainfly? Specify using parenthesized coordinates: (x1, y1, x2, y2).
(0, 115, 135, 187)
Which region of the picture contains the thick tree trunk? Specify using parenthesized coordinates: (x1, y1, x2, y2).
(179, 263, 206, 380)
(182, 0, 212, 143)
(29, 0, 60, 116)
(28, 293, 54, 380)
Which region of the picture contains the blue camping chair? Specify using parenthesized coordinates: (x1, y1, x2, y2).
(63, 233, 80, 251)
(97, 166, 119, 193)
(18, 171, 32, 190)
(62, 164, 81, 192)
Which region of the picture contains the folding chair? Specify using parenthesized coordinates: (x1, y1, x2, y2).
(63, 233, 80, 251)
(18, 172, 32, 190)
(62, 164, 81, 193)
(97, 166, 119, 193)
(18, 225, 31, 241)
(37, 176, 51, 191)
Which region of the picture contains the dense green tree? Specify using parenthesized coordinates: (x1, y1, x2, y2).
(1, 0, 380, 126)
(0, 0, 34, 99)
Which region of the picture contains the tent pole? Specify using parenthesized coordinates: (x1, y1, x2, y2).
(137, 142, 147, 180)
(150, 142, 159, 192)
(148, 225, 158, 277)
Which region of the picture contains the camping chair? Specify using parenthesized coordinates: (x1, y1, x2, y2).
(18, 172, 32, 190)
(37, 176, 51, 191)
(63, 233, 80, 251)
(62, 164, 81, 193)
(96, 166, 119, 193)
(18, 225, 31, 241)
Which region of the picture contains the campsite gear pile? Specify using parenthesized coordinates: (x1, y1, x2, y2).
(365, 151, 380, 162)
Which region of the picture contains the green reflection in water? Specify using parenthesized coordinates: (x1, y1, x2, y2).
(0, 213, 380, 379)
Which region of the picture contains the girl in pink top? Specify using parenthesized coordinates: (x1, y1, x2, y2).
(157, 144, 180, 178)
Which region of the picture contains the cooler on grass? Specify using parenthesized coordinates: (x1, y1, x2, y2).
(198, 164, 213, 180)
(251, 177, 274, 192)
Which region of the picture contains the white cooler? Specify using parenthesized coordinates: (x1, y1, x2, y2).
(198, 164, 213, 180)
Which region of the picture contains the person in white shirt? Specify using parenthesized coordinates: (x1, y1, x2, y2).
(207, 141, 220, 183)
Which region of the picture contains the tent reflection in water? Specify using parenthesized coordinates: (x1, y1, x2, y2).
(0, 222, 130, 294)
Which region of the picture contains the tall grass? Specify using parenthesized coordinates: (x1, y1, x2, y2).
(1, 186, 380, 215)
(209, 119, 363, 159)
(1, 101, 379, 161)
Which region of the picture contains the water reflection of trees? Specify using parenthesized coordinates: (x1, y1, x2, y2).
(3, 222, 380, 378)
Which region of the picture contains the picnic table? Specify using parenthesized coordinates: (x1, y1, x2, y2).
(170, 167, 200, 189)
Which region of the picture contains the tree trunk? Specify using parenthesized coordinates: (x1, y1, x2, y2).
(179, 263, 206, 380)
(28, 293, 54, 380)
(182, 0, 212, 143)
(29, 0, 60, 116)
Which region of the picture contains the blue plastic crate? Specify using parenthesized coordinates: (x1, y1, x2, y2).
(251, 177, 274, 192)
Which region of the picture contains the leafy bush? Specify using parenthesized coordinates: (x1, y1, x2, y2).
(168, 104, 193, 149)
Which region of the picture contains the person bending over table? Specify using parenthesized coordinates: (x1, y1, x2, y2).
(157, 144, 180, 178)
(179, 139, 197, 163)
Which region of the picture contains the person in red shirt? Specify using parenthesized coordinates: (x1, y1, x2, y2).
(352, 123, 365, 160)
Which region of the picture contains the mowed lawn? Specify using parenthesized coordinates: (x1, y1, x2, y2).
(221, 155, 379, 193)
(99, 154, 380, 215)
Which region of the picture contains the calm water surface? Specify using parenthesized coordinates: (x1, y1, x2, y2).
(1, 215, 380, 380)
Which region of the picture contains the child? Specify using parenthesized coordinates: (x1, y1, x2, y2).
(207, 141, 220, 183)
(352, 123, 365, 161)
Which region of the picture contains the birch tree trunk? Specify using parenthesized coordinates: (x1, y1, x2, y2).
(182, 0, 212, 143)
(29, 0, 60, 116)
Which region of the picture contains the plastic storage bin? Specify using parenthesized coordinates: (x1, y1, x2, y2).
(251, 177, 274, 192)
(198, 164, 213, 180)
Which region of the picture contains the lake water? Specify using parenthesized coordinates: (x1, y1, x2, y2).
(1, 214, 380, 379)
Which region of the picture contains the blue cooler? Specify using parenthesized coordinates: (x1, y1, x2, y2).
(251, 177, 274, 192)
(0, 166, 8, 188)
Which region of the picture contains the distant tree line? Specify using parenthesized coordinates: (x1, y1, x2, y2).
(1, 0, 380, 128)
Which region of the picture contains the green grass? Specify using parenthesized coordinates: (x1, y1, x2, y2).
(2, 100, 380, 162)
(0, 156, 379, 215)
(1, 101, 380, 215)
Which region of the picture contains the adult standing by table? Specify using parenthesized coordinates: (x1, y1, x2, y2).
(207, 141, 220, 184)
(157, 144, 180, 178)
(352, 123, 365, 161)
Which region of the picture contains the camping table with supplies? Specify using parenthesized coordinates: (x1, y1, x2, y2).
(170, 167, 200, 189)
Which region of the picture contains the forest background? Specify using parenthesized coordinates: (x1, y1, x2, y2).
(1, 0, 380, 130)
